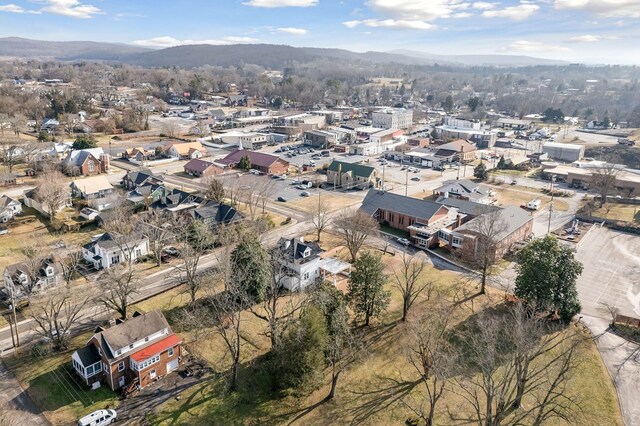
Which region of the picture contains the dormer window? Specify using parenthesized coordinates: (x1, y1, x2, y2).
(145, 336, 149, 342)
(303, 249, 310, 258)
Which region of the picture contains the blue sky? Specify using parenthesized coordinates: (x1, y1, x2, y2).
(0, 0, 638, 64)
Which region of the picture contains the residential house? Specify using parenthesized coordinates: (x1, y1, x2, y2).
(150, 188, 204, 213)
(434, 139, 477, 163)
(82, 232, 149, 270)
(326, 160, 378, 190)
(164, 141, 205, 160)
(35, 142, 73, 162)
(40, 118, 59, 132)
(218, 150, 289, 175)
(71, 310, 182, 391)
(438, 206, 533, 262)
(359, 189, 461, 248)
(433, 179, 491, 203)
(23, 187, 72, 218)
(190, 201, 243, 227)
(0, 173, 17, 187)
(121, 170, 163, 190)
(0, 195, 22, 222)
(126, 184, 167, 205)
(63, 148, 110, 176)
(277, 237, 323, 291)
(71, 175, 115, 200)
(3, 258, 59, 300)
(183, 159, 224, 178)
(123, 147, 157, 163)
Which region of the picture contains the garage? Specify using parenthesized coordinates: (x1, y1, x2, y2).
(167, 358, 179, 373)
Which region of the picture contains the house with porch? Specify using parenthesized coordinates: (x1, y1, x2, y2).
(121, 170, 164, 190)
(3, 258, 59, 300)
(71, 310, 182, 391)
(82, 232, 149, 270)
(277, 237, 323, 291)
(163, 141, 205, 160)
(0, 195, 22, 222)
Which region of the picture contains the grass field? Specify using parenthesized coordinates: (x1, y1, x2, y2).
(490, 185, 570, 212)
(144, 252, 622, 426)
(593, 204, 640, 222)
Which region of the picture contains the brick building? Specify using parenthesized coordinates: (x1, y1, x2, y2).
(218, 150, 289, 175)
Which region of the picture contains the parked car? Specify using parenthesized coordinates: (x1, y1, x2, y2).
(301, 191, 311, 197)
(396, 237, 411, 246)
(77, 409, 117, 426)
(277, 196, 287, 202)
(411, 177, 421, 181)
(163, 247, 179, 256)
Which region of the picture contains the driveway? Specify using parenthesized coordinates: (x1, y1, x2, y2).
(582, 315, 640, 426)
(576, 226, 640, 318)
(0, 359, 49, 425)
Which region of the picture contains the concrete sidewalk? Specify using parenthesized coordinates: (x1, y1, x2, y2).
(582, 315, 640, 426)
(0, 359, 49, 425)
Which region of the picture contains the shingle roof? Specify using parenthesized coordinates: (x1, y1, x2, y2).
(76, 344, 101, 366)
(98, 310, 170, 352)
(191, 202, 242, 224)
(360, 189, 447, 222)
(455, 205, 532, 241)
(71, 175, 113, 195)
(435, 139, 476, 155)
(0, 195, 19, 209)
(435, 197, 499, 216)
(327, 160, 375, 178)
(220, 150, 285, 169)
(66, 148, 105, 167)
(184, 158, 218, 173)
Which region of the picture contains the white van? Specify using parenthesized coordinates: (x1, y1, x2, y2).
(78, 409, 117, 426)
(526, 199, 541, 210)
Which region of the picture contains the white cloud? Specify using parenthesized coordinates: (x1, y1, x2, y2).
(40, 0, 102, 19)
(277, 27, 308, 35)
(482, 3, 539, 20)
(132, 36, 259, 48)
(500, 40, 570, 52)
(0, 3, 26, 13)
(555, 0, 640, 17)
(472, 1, 498, 9)
(343, 19, 435, 30)
(242, 0, 317, 7)
(452, 12, 473, 18)
(366, 0, 472, 22)
(567, 34, 619, 42)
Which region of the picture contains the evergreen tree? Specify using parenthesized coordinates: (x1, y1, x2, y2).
(237, 155, 251, 171)
(72, 135, 97, 150)
(474, 161, 488, 181)
(514, 236, 583, 321)
(347, 251, 390, 326)
(230, 238, 271, 303)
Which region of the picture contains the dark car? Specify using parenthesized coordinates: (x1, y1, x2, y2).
(277, 196, 287, 202)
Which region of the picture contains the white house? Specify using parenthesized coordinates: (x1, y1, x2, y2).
(277, 237, 323, 291)
(3, 258, 59, 300)
(82, 232, 149, 270)
(23, 187, 73, 218)
(0, 195, 22, 222)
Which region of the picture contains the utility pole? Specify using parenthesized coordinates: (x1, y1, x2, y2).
(405, 170, 408, 197)
(547, 175, 556, 234)
(9, 286, 19, 348)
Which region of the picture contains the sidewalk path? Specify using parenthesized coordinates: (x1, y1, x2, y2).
(582, 315, 640, 426)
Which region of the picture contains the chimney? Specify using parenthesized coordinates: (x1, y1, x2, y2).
(100, 153, 110, 172)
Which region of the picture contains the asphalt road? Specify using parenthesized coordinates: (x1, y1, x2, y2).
(0, 359, 49, 425)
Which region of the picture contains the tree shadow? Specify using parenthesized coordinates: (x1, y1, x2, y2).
(345, 376, 421, 425)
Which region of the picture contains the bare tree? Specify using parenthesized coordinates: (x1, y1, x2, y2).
(591, 163, 619, 207)
(57, 249, 85, 287)
(458, 208, 507, 295)
(334, 210, 378, 262)
(140, 209, 177, 266)
(403, 300, 456, 426)
(177, 220, 214, 303)
(391, 252, 433, 321)
(34, 168, 69, 223)
(456, 304, 584, 426)
(0, 139, 24, 173)
(250, 248, 304, 348)
(98, 265, 138, 319)
(32, 291, 88, 351)
(204, 176, 225, 204)
(307, 197, 330, 242)
(161, 120, 180, 138)
(256, 177, 277, 215)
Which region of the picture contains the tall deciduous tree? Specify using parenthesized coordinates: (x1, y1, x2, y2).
(32, 291, 88, 351)
(347, 251, 390, 327)
(34, 169, 69, 223)
(391, 252, 432, 321)
(98, 265, 138, 319)
(204, 177, 225, 204)
(334, 210, 378, 263)
(308, 198, 330, 242)
(514, 235, 583, 321)
(591, 163, 619, 206)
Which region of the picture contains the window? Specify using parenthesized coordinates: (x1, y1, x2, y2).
(168, 347, 174, 357)
(129, 344, 133, 349)
(112, 255, 120, 265)
(118, 361, 125, 372)
(88, 161, 95, 172)
(303, 272, 310, 280)
(150, 369, 157, 379)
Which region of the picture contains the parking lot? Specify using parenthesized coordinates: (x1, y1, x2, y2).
(576, 226, 640, 318)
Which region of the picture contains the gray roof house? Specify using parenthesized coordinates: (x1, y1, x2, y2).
(433, 179, 491, 203)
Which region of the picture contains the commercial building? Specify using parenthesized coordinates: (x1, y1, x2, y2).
(372, 108, 413, 129)
(437, 116, 497, 148)
(542, 142, 584, 163)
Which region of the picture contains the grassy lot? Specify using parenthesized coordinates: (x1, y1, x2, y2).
(490, 185, 570, 212)
(145, 252, 622, 426)
(592, 204, 640, 223)
(288, 193, 359, 213)
(3, 333, 120, 426)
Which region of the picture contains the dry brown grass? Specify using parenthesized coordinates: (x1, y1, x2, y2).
(593, 204, 639, 222)
(288, 193, 359, 213)
(491, 186, 570, 211)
